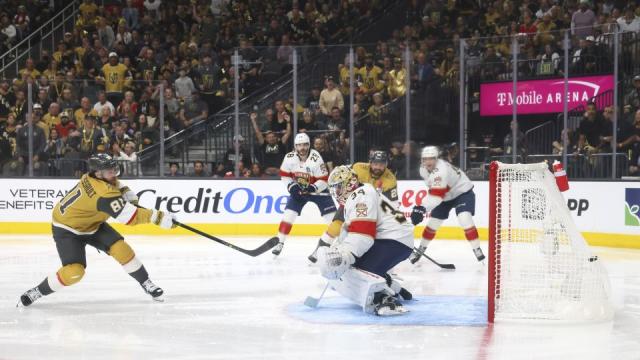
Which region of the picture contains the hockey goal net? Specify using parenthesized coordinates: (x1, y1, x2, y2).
(488, 161, 613, 323)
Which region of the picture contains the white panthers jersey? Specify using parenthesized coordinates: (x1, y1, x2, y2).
(343, 183, 414, 250)
(419, 159, 473, 201)
(279, 149, 329, 192)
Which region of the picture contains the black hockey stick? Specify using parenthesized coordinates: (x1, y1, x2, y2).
(412, 248, 456, 270)
(174, 221, 279, 257)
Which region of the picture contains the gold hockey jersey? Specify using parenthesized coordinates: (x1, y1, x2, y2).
(351, 162, 398, 201)
(52, 174, 153, 234)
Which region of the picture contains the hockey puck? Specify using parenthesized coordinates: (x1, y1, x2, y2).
(588, 256, 598, 262)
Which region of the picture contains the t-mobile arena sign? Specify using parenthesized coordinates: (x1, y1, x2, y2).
(480, 75, 614, 116)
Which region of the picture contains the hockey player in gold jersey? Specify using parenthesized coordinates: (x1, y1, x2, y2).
(308, 150, 398, 262)
(18, 154, 177, 307)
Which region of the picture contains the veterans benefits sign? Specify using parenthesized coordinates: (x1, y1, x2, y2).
(480, 75, 614, 116)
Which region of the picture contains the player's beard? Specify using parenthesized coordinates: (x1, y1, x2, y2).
(370, 168, 383, 178)
(297, 148, 309, 159)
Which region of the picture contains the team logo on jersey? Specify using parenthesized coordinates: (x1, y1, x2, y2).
(625, 188, 640, 226)
(295, 172, 310, 187)
(433, 176, 442, 186)
(355, 203, 368, 217)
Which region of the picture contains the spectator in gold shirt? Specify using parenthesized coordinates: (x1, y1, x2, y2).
(536, 14, 557, 47)
(97, 52, 132, 107)
(357, 54, 385, 96)
(387, 58, 407, 99)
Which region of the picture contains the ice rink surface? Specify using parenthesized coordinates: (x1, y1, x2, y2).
(1, 235, 640, 360)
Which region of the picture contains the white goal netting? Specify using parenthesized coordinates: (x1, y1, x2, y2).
(489, 162, 613, 322)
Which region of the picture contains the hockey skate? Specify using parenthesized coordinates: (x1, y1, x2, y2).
(397, 287, 413, 301)
(17, 287, 43, 307)
(373, 292, 408, 316)
(141, 279, 164, 302)
(473, 248, 486, 263)
(272, 241, 285, 256)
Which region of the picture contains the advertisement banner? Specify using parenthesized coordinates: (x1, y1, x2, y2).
(480, 75, 614, 116)
(0, 179, 637, 241)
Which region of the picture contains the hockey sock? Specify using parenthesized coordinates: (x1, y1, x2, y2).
(123, 256, 149, 284)
(278, 210, 298, 242)
(36, 277, 55, 296)
(420, 226, 437, 248)
(464, 227, 481, 250)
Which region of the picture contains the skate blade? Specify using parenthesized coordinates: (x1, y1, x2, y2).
(151, 295, 165, 302)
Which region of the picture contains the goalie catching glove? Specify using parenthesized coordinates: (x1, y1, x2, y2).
(151, 209, 177, 229)
(317, 245, 355, 280)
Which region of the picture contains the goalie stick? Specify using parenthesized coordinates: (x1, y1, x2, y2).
(304, 282, 330, 308)
(413, 248, 456, 270)
(174, 221, 279, 257)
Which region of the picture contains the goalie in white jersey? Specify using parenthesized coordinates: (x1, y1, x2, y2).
(409, 146, 485, 263)
(316, 166, 414, 316)
(272, 133, 337, 257)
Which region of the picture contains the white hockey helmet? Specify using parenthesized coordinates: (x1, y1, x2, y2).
(294, 133, 310, 145)
(421, 146, 439, 159)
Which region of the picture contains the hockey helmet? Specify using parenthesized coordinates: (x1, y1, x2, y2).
(88, 153, 120, 176)
(294, 132, 310, 145)
(328, 165, 358, 205)
(421, 146, 439, 159)
(369, 150, 388, 164)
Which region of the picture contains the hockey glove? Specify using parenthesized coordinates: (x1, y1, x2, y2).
(410, 205, 427, 225)
(302, 184, 319, 196)
(151, 210, 177, 229)
(317, 246, 353, 280)
(121, 187, 139, 205)
(287, 183, 306, 202)
(409, 245, 426, 264)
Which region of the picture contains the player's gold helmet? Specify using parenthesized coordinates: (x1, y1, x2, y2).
(328, 165, 359, 205)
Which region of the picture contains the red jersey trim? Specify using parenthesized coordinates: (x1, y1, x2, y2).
(348, 219, 376, 238)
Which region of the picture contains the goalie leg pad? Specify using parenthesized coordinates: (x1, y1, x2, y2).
(57, 263, 85, 286)
(329, 268, 392, 314)
(109, 240, 135, 265)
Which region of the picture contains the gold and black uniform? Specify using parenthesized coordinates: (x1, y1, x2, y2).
(52, 174, 154, 266)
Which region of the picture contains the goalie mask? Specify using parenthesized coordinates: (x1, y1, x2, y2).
(328, 165, 359, 205)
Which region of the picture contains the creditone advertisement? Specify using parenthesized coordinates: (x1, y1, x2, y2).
(0, 179, 637, 247)
(479, 75, 614, 116)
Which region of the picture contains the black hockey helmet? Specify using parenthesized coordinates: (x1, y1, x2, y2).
(88, 153, 119, 175)
(369, 150, 388, 164)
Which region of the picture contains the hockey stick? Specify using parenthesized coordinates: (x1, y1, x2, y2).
(304, 282, 330, 308)
(174, 221, 279, 257)
(412, 248, 456, 270)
